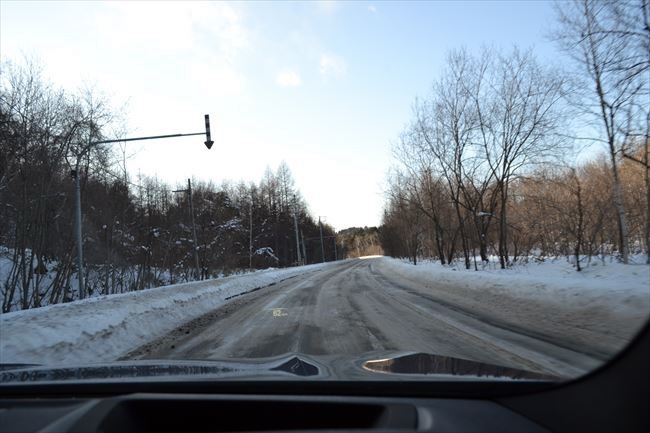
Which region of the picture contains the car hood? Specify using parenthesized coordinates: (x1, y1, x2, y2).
(0, 352, 562, 384)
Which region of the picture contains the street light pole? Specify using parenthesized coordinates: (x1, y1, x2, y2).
(72, 115, 214, 297)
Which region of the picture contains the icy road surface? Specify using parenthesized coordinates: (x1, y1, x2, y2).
(125, 258, 649, 377)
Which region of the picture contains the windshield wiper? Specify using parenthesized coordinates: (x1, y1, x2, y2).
(0, 356, 322, 383)
(363, 353, 562, 381)
(0, 363, 41, 372)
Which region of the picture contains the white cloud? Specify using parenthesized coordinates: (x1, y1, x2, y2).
(92, 2, 248, 98)
(368, 5, 377, 13)
(96, 2, 247, 55)
(96, 3, 194, 52)
(276, 70, 302, 87)
(316, 1, 340, 14)
(190, 2, 248, 58)
(189, 62, 245, 97)
(319, 53, 347, 78)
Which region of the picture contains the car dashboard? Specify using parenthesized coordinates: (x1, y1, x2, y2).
(0, 391, 550, 433)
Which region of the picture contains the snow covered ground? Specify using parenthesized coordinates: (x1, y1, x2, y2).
(372, 256, 650, 355)
(0, 262, 334, 365)
(0, 247, 261, 312)
(377, 255, 649, 316)
(1, 255, 648, 367)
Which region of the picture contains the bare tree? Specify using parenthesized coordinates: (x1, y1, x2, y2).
(554, 0, 649, 263)
(621, 141, 650, 261)
(385, 48, 566, 269)
(470, 48, 567, 268)
(412, 50, 479, 269)
(383, 174, 424, 265)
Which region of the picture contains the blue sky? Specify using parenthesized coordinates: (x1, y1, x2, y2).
(1, 1, 560, 230)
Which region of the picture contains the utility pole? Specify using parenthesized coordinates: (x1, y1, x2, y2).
(304, 234, 337, 262)
(319, 216, 325, 263)
(187, 179, 201, 280)
(249, 198, 253, 271)
(300, 228, 307, 264)
(71, 167, 84, 298)
(293, 195, 302, 265)
(173, 179, 201, 280)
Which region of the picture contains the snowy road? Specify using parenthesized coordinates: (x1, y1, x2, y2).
(125, 258, 630, 377)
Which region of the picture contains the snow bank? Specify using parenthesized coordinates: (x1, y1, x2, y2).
(373, 256, 650, 354)
(376, 256, 649, 315)
(0, 262, 332, 365)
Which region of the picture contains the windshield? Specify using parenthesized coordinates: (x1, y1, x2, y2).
(1, 0, 648, 384)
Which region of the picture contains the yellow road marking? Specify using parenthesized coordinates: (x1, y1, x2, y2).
(272, 308, 288, 317)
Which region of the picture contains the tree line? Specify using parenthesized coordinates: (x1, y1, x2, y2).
(0, 60, 336, 312)
(381, 0, 649, 269)
(337, 227, 383, 258)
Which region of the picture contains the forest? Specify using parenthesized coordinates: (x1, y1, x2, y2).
(0, 60, 339, 312)
(380, 0, 649, 270)
(1, 0, 648, 313)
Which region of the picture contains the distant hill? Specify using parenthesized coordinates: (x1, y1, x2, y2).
(337, 226, 383, 258)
